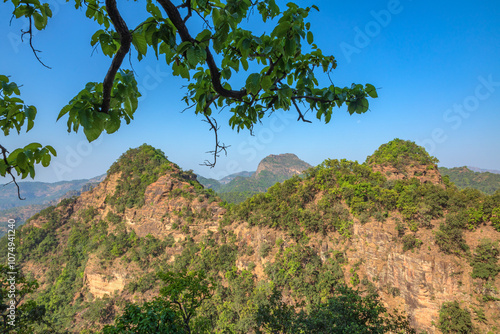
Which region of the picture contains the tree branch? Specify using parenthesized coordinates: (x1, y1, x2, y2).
(101, 0, 132, 114)
(157, 0, 247, 100)
(201, 115, 228, 168)
(292, 99, 312, 123)
(21, 12, 51, 69)
(0, 144, 24, 200)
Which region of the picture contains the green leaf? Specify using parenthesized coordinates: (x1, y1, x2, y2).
(46, 145, 57, 156)
(186, 47, 197, 67)
(41, 153, 51, 167)
(261, 76, 272, 91)
(33, 11, 46, 30)
(196, 29, 212, 42)
(132, 33, 148, 58)
(241, 57, 249, 71)
(365, 84, 378, 98)
(307, 31, 313, 44)
(146, 2, 162, 18)
(177, 41, 192, 54)
(24, 143, 42, 151)
(57, 105, 71, 121)
(83, 126, 102, 142)
(246, 73, 261, 95)
(16, 152, 27, 169)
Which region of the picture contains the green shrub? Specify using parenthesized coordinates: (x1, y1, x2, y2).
(434, 213, 469, 255)
(438, 301, 475, 334)
(470, 239, 500, 280)
(401, 234, 422, 252)
(259, 242, 272, 258)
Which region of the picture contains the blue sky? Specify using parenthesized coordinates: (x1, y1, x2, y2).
(1, 0, 499, 182)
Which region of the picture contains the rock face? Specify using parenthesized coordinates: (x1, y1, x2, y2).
(254, 153, 312, 178)
(224, 219, 500, 333)
(85, 272, 126, 299)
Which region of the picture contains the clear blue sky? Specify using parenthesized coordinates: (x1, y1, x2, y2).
(1, 0, 499, 182)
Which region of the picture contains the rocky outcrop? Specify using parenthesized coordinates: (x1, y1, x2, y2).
(254, 153, 311, 178)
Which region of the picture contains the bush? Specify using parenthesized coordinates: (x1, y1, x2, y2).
(438, 301, 475, 334)
(434, 213, 469, 255)
(259, 242, 272, 258)
(470, 239, 500, 280)
(401, 234, 422, 252)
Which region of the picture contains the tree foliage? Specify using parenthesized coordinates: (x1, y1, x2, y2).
(0, 75, 56, 198)
(2, 0, 377, 181)
(0, 265, 47, 333)
(439, 166, 500, 195)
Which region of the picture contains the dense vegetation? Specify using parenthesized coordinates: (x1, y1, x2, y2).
(105, 144, 177, 211)
(227, 158, 500, 243)
(366, 139, 439, 171)
(439, 166, 500, 195)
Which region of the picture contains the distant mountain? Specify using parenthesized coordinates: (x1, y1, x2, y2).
(467, 166, 500, 174)
(219, 171, 255, 184)
(198, 153, 312, 203)
(439, 166, 500, 194)
(0, 174, 105, 237)
(0, 174, 105, 210)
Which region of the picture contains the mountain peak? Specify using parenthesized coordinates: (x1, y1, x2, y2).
(366, 139, 442, 184)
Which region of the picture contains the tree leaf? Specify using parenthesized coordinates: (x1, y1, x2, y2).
(365, 84, 378, 98)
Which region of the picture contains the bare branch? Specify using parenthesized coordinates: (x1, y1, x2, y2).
(21, 13, 51, 69)
(201, 115, 228, 168)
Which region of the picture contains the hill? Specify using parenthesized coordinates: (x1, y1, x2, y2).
(198, 153, 312, 203)
(1, 141, 499, 333)
(439, 166, 500, 194)
(219, 171, 255, 184)
(366, 138, 442, 185)
(0, 175, 105, 238)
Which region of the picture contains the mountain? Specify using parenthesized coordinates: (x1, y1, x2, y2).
(1, 141, 499, 333)
(0, 175, 105, 210)
(219, 171, 255, 184)
(439, 166, 500, 194)
(198, 153, 312, 203)
(0, 174, 105, 238)
(467, 166, 500, 174)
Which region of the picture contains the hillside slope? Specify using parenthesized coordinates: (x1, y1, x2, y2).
(439, 166, 500, 194)
(2, 141, 500, 333)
